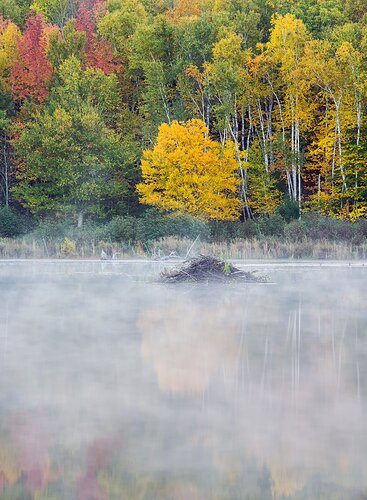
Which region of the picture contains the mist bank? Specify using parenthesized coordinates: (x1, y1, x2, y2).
(1, 211, 367, 260)
(1, 262, 367, 498)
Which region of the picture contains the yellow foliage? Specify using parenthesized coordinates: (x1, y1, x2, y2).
(212, 32, 245, 64)
(268, 13, 310, 72)
(347, 205, 367, 222)
(267, 14, 313, 130)
(60, 237, 76, 255)
(246, 153, 282, 215)
(0, 17, 20, 89)
(137, 119, 240, 220)
(168, 0, 205, 21)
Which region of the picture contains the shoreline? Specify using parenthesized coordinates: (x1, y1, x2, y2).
(1, 235, 367, 261)
(0, 258, 366, 267)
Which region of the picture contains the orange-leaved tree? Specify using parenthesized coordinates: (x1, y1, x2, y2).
(137, 119, 240, 220)
(10, 14, 53, 103)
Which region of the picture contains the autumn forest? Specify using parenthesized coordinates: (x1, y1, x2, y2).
(2, 2, 367, 496)
(1, 0, 367, 228)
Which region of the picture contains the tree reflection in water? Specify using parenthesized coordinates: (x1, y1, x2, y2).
(0, 262, 366, 499)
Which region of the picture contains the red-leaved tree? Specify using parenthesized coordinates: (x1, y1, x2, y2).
(10, 15, 53, 103)
(76, 0, 120, 75)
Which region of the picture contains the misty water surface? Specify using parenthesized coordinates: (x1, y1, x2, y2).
(0, 260, 366, 499)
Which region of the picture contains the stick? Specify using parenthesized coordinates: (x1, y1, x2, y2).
(42, 237, 49, 258)
(185, 235, 200, 259)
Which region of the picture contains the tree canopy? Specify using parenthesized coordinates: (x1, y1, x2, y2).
(0, 0, 367, 223)
(137, 119, 240, 220)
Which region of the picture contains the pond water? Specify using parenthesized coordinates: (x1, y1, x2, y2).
(0, 260, 366, 499)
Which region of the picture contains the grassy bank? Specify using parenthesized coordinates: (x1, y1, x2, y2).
(1, 210, 367, 259)
(1, 235, 366, 260)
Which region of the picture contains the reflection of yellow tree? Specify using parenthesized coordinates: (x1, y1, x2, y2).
(0, 439, 20, 490)
(99, 471, 202, 500)
(138, 294, 240, 395)
(164, 480, 201, 500)
(270, 464, 305, 498)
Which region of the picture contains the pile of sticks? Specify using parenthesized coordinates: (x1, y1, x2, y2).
(161, 255, 265, 283)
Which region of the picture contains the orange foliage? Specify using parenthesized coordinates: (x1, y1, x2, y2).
(169, 0, 204, 20)
(10, 15, 52, 103)
(76, 0, 121, 74)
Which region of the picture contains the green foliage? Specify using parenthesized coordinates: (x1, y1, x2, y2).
(98, 0, 148, 57)
(32, 217, 71, 239)
(284, 212, 358, 241)
(102, 215, 139, 242)
(48, 20, 86, 69)
(175, 15, 218, 69)
(129, 16, 184, 138)
(208, 220, 248, 241)
(31, 0, 74, 25)
(13, 56, 133, 223)
(0, 0, 31, 26)
(0, 206, 26, 236)
(223, 260, 231, 274)
(51, 56, 120, 124)
(11, 210, 367, 253)
(281, 0, 344, 37)
(256, 214, 286, 237)
(14, 103, 127, 222)
(211, 0, 263, 48)
(101, 210, 210, 243)
(277, 197, 300, 222)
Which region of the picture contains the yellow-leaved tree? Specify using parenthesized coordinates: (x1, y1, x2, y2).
(0, 17, 20, 90)
(137, 119, 240, 220)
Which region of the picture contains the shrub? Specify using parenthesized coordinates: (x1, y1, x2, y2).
(136, 210, 170, 241)
(60, 237, 76, 256)
(355, 218, 367, 239)
(301, 213, 355, 241)
(67, 223, 104, 246)
(284, 213, 358, 241)
(96, 211, 210, 244)
(102, 216, 139, 242)
(238, 219, 258, 239)
(284, 220, 305, 241)
(163, 215, 210, 241)
(277, 198, 300, 222)
(208, 221, 240, 241)
(136, 210, 204, 241)
(256, 214, 285, 237)
(33, 217, 70, 240)
(0, 207, 26, 237)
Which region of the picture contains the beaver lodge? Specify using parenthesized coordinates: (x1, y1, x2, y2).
(161, 255, 266, 283)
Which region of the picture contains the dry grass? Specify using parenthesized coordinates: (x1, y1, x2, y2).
(0, 235, 366, 260)
(149, 236, 367, 260)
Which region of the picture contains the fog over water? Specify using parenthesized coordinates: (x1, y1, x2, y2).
(0, 260, 366, 499)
